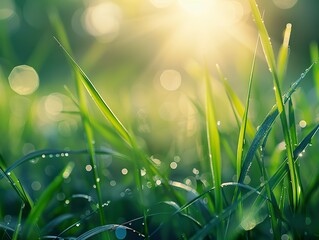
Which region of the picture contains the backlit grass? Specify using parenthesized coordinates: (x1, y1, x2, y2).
(1, 1, 319, 240)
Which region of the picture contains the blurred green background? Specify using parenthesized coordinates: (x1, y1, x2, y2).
(1, 0, 319, 183)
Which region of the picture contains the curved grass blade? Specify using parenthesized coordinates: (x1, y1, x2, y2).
(0, 148, 119, 181)
(76, 224, 145, 240)
(0, 154, 33, 208)
(41, 214, 75, 235)
(54, 37, 132, 146)
(22, 162, 74, 239)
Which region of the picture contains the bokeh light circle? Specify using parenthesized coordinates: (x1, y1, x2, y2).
(8, 65, 39, 95)
(273, 0, 298, 9)
(159, 69, 182, 91)
(83, 1, 122, 41)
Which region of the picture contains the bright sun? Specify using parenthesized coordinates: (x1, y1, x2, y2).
(146, 0, 251, 61)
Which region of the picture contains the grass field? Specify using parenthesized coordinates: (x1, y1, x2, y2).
(1, 0, 319, 239)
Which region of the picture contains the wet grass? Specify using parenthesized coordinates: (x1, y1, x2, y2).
(1, 2, 319, 240)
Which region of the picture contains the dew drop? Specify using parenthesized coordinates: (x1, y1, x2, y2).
(65, 199, 70, 205)
(93, 184, 97, 188)
(301, 73, 305, 78)
(115, 226, 127, 239)
(96, 178, 100, 183)
(192, 168, 199, 175)
(121, 168, 128, 175)
(170, 162, 177, 169)
(85, 165, 92, 172)
(76, 223, 80, 227)
(41, 154, 46, 158)
(65, 153, 69, 157)
(155, 179, 161, 186)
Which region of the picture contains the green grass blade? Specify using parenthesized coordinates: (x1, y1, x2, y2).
(277, 23, 292, 83)
(288, 99, 297, 147)
(235, 39, 257, 177)
(310, 42, 319, 98)
(0, 155, 33, 209)
(205, 67, 222, 210)
(22, 162, 74, 239)
(54, 37, 132, 146)
(205, 66, 223, 238)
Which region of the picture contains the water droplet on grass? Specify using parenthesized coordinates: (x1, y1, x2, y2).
(121, 168, 128, 175)
(76, 223, 80, 227)
(85, 165, 92, 172)
(192, 168, 199, 175)
(170, 162, 177, 169)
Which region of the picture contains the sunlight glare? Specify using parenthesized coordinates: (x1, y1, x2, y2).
(178, 0, 244, 27)
(150, 0, 173, 8)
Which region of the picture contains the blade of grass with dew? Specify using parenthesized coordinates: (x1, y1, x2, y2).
(22, 162, 74, 239)
(310, 42, 319, 98)
(76, 224, 145, 240)
(248, 0, 300, 211)
(238, 64, 313, 186)
(205, 66, 223, 238)
(0, 149, 119, 180)
(49, 9, 108, 234)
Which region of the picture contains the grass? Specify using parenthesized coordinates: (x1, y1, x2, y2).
(1, 1, 319, 240)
